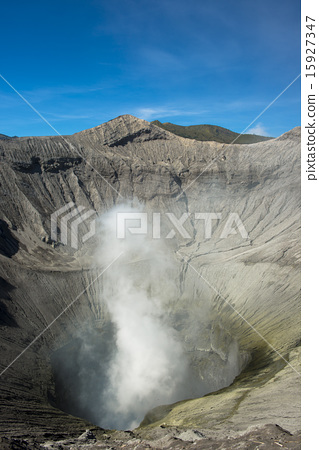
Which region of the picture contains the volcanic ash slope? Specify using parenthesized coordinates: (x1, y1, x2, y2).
(0, 115, 300, 444)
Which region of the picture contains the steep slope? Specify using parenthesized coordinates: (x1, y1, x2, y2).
(0, 115, 300, 447)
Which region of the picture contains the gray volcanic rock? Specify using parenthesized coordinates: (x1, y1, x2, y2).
(0, 115, 300, 447)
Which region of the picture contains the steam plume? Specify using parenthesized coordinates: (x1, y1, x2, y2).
(97, 204, 188, 429)
(51, 203, 246, 430)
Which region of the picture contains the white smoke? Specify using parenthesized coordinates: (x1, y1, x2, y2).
(51, 203, 247, 431)
(96, 203, 188, 429)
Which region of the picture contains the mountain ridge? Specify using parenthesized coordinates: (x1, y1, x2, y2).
(151, 119, 273, 144)
(2, 114, 276, 143)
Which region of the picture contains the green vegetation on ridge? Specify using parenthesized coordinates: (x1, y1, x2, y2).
(151, 120, 273, 144)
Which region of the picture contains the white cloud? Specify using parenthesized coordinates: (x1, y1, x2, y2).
(247, 122, 269, 136)
(21, 85, 104, 104)
(44, 112, 91, 121)
(135, 106, 207, 121)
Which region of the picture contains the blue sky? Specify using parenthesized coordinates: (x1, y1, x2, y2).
(0, 0, 300, 137)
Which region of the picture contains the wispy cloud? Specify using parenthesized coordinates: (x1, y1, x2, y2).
(44, 112, 92, 121)
(0, 92, 24, 109)
(139, 47, 184, 72)
(20, 85, 104, 104)
(135, 106, 208, 121)
(247, 122, 269, 136)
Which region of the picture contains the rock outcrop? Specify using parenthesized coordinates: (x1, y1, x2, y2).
(0, 115, 300, 447)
